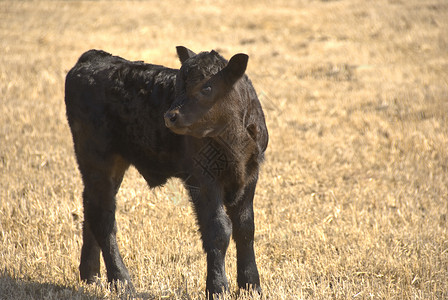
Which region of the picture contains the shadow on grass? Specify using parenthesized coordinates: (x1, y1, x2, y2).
(0, 272, 93, 300)
(0, 271, 164, 300)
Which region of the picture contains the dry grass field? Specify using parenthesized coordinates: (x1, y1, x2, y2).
(1, 0, 448, 299)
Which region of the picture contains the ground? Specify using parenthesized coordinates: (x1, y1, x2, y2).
(0, 0, 447, 299)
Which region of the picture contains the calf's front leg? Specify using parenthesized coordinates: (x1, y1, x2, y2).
(227, 180, 261, 294)
(193, 188, 232, 298)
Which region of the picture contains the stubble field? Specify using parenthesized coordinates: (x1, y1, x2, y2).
(1, 0, 447, 299)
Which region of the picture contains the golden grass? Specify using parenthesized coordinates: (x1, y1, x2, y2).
(1, 0, 447, 298)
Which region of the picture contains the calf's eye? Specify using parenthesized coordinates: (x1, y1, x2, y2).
(201, 86, 212, 96)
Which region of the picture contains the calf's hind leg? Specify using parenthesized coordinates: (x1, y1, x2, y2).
(77, 154, 132, 289)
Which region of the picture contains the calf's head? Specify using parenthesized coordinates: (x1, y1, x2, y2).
(164, 46, 248, 138)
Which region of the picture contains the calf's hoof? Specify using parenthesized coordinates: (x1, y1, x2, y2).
(110, 279, 135, 296)
(206, 282, 229, 300)
(239, 283, 262, 297)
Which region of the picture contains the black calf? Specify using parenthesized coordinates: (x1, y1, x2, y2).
(65, 46, 268, 298)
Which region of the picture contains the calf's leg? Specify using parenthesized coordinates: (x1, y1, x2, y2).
(77, 154, 132, 290)
(227, 180, 261, 294)
(79, 214, 101, 283)
(192, 187, 232, 298)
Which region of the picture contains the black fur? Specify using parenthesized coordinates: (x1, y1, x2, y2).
(65, 47, 268, 298)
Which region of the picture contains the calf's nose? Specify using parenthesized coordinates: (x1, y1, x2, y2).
(164, 110, 178, 127)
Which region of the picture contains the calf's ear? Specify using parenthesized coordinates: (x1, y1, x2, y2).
(176, 46, 196, 64)
(222, 53, 249, 85)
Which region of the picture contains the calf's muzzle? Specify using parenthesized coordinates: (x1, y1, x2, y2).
(164, 109, 179, 128)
